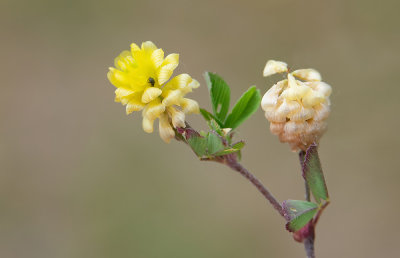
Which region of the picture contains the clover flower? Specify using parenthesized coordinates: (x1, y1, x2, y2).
(107, 41, 200, 143)
(261, 60, 332, 151)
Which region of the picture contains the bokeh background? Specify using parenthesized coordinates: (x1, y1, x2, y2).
(1, 0, 399, 257)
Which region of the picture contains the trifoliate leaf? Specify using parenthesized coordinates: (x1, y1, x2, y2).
(214, 141, 245, 156)
(206, 133, 225, 155)
(209, 119, 223, 136)
(282, 200, 318, 232)
(224, 86, 261, 130)
(199, 108, 223, 126)
(204, 72, 231, 122)
(188, 136, 207, 157)
(302, 143, 329, 204)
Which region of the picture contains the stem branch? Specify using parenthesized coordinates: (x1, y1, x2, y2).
(223, 155, 285, 217)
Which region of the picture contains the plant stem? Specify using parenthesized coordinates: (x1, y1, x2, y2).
(304, 235, 315, 258)
(223, 155, 285, 217)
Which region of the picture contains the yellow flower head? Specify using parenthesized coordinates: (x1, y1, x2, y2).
(261, 60, 332, 151)
(107, 41, 200, 143)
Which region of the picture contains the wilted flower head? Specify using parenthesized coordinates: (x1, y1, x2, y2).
(261, 60, 332, 151)
(107, 41, 200, 143)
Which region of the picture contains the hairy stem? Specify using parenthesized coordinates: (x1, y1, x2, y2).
(223, 155, 284, 217)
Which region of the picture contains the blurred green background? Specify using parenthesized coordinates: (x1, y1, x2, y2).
(1, 0, 399, 257)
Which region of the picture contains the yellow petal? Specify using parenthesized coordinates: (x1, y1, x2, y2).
(162, 90, 182, 106)
(180, 98, 199, 114)
(130, 43, 140, 52)
(115, 88, 135, 100)
(306, 81, 332, 97)
(163, 53, 179, 66)
(167, 107, 186, 128)
(141, 87, 162, 103)
(163, 73, 192, 93)
(302, 91, 325, 107)
(142, 116, 155, 133)
(107, 68, 129, 88)
(151, 48, 164, 68)
(126, 100, 145, 114)
(157, 64, 178, 85)
(141, 41, 157, 51)
(276, 99, 301, 116)
(263, 60, 288, 77)
(261, 80, 286, 110)
(188, 79, 200, 89)
(287, 73, 298, 88)
(143, 99, 165, 120)
(159, 113, 175, 143)
(292, 69, 321, 81)
(281, 82, 310, 101)
(114, 51, 132, 71)
(288, 107, 314, 121)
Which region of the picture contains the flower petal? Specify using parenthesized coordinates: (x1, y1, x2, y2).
(162, 74, 192, 93)
(288, 107, 314, 121)
(163, 53, 179, 66)
(143, 99, 165, 121)
(167, 107, 186, 128)
(305, 81, 332, 97)
(302, 91, 325, 107)
(188, 78, 200, 89)
(142, 116, 155, 133)
(151, 48, 164, 68)
(162, 90, 182, 106)
(130, 43, 140, 52)
(159, 113, 175, 143)
(126, 97, 145, 114)
(141, 41, 157, 51)
(115, 88, 135, 100)
(276, 99, 301, 117)
(263, 60, 288, 77)
(261, 80, 286, 110)
(292, 69, 321, 81)
(180, 98, 199, 114)
(141, 87, 162, 103)
(157, 64, 178, 85)
(114, 51, 132, 71)
(107, 68, 129, 88)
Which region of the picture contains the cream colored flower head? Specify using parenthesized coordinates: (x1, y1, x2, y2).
(107, 41, 200, 143)
(261, 60, 332, 151)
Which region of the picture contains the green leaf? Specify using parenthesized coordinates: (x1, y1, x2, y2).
(204, 72, 231, 122)
(282, 200, 318, 232)
(236, 150, 242, 161)
(206, 133, 224, 155)
(188, 136, 207, 157)
(302, 143, 329, 204)
(199, 108, 223, 126)
(214, 141, 245, 156)
(209, 119, 223, 136)
(199, 108, 213, 121)
(224, 86, 261, 130)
